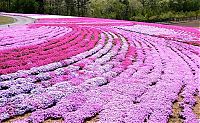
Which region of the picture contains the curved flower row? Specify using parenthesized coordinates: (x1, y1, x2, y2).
(0, 14, 199, 123)
(0, 26, 72, 50)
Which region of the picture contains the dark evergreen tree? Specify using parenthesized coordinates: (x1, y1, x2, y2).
(36, 0, 44, 13)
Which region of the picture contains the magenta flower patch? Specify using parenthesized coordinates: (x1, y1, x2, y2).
(0, 14, 199, 123)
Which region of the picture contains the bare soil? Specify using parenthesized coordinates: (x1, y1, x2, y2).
(168, 93, 184, 123)
(85, 114, 99, 123)
(193, 95, 200, 119)
(171, 20, 200, 28)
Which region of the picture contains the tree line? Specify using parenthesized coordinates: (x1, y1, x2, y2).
(0, 0, 199, 22)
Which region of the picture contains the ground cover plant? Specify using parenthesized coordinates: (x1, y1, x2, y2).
(1, 0, 200, 22)
(0, 14, 199, 123)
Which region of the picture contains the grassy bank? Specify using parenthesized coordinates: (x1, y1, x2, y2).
(0, 16, 15, 25)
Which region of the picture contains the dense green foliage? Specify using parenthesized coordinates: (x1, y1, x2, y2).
(88, 0, 200, 22)
(11, 0, 39, 13)
(0, 0, 199, 22)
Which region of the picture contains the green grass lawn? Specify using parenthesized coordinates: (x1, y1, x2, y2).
(0, 16, 15, 25)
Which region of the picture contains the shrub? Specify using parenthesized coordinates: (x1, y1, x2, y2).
(11, 0, 39, 13)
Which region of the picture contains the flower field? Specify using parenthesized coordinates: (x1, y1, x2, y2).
(0, 14, 200, 123)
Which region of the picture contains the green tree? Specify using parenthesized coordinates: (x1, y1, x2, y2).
(11, 0, 39, 13)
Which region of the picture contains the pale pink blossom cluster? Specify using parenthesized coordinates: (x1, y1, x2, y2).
(0, 13, 199, 123)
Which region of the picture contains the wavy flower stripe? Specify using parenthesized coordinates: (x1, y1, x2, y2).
(0, 13, 199, 123)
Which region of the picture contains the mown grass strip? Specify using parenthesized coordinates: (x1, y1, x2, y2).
(0, 16, 15, 25)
